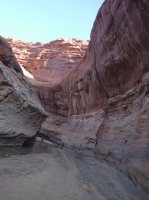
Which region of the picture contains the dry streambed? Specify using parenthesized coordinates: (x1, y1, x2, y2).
(0, 143, 148, 200)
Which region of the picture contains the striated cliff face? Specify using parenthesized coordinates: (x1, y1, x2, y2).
(63, 0, 149, 115)
(57, 0, 149, 192)
(60, 0, 149, 192)
(0, 36, 47, 146)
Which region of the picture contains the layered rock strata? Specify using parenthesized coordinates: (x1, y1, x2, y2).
(8, 38, 88, 115)
(8, 38, 88, 85)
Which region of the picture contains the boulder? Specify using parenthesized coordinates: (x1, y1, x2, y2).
(0, 36, 47, 146)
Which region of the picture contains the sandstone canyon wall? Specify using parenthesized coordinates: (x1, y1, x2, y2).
(0, 36, 47, 146)
(63, 0, 149, 115)
(62, 0, 149, 192)
(61, 0, 149, 192)
(7, 0, 149, 193)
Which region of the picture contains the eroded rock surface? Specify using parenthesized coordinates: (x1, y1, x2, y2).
(8, 38, 88, 115)
(58, 0, 149, 192)
(0, 148, 148, 200)
(95, 72, 149, 192)
(8, 38, 88, 85)
(0, 36, 23, 75)
(63, 0, 149, 115)
(0, 36, 47, 145)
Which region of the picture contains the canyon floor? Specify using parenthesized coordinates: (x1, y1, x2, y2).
(0, 143, 148, 200)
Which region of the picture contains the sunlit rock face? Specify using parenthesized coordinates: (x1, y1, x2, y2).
(0, 36, 47, 146)
(8, 38, 88, 115)
(20, 65, 34, 80)
(8, 38, 88, 85)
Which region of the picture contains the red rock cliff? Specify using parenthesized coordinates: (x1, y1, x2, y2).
(63, 0, 149, 192)
(63, 0, 149, 115)
(8, 38, 88, 115)
(39, 0, 149, 192)
(8, 38, 88, 86)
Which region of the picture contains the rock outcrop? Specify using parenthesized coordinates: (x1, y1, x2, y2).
(0, 36, 47, 146)
(8, 38, 88, 85)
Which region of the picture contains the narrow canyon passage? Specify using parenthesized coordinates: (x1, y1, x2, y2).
(0, 144, 148, 200)
(0, 0, 149, 199)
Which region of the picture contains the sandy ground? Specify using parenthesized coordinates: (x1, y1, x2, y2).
(0, 144, 148, 200)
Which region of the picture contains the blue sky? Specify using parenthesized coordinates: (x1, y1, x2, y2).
(0, 0, 104, 42)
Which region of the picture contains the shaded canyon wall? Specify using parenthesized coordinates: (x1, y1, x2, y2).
(61, 0, 149, 192)
(0, 36, 47, 145)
